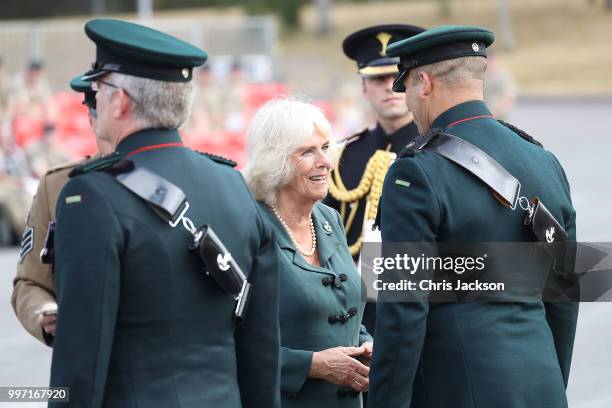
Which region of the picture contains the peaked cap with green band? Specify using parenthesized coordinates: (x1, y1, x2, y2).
(387, 25, 495, 92)
(82, 19, 207, 82)
(70, 75, 91, 93)
(70, 73, 97, 110)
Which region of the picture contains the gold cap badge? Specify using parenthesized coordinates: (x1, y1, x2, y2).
(376, 32, 393, 57)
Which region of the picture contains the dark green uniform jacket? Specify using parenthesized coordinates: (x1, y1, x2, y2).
(49, 129, 281, 408)
(324, 122, 419, 342)
(260, 202, 372, 408)
(369, 101, 578, 408)
(324, 121, 419, 259)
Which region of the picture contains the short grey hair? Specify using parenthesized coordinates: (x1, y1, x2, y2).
(106, 72, 195, 129)
(243, 97, 335, 207)
(410, 56, 487, 87)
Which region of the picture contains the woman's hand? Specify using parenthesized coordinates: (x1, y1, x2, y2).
(308, 346, 370, 392)
(358, 342, 373, 367)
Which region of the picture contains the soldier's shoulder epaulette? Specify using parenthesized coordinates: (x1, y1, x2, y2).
(69, 152, 125, 177)
(341, 128, 368, 146)
(399, 146, 419, 158)
(398, 127, 443, 158)
(498, 120, 543, 147)
(197, 151, 237, 168)
(45, 156, 92, 176)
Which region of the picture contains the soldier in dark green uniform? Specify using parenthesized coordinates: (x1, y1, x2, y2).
(326, 24, 424, 260)
(324, 25, 424, 345)
(49, 19, 280, 408)
(368, 26, 578, 407)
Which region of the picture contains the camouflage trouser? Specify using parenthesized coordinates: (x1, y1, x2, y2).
(0, 181, 32, 238)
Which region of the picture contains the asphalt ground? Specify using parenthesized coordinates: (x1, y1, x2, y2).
(1, 99, 611, 407)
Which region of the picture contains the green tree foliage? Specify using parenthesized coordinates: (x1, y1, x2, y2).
(0, 0, 305, 27)
(244, 0, 304, 29)
(0, 0, 135, 19)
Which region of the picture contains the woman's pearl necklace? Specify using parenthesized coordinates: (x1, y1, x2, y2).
(271, 206, 317, 257)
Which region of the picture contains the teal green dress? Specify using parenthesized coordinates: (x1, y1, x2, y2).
(260, 202, 372, 408)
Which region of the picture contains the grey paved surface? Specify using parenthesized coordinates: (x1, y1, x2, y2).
(508, 98, 612, 242)
(512, 98, 612, 407)
(1, 99, 611, 406)
(1, 248, 50, 408)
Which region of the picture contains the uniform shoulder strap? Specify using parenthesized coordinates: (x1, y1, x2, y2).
(69, 152, 125, 177)
(46, 157, 90, 176)
(197, 151, 237, 168)
(341, 127, 368, 146)
(114, 163, 187, 223)
(425, 133, 521, 209)
(498, 120, 543, 147)
(397, 127, 522, 209)
(398, 127, 443, 158)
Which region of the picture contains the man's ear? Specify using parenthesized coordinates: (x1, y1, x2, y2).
(419, 71, 433, 99)
(114, 89, 132, 119)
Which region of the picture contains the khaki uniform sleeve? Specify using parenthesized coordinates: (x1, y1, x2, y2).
(11, 167, 71, 346)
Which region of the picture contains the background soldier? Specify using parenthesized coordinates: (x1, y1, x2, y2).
(49, 19, 280, 408)
(11, 74, 99, 345)
(324, 24, 424, 341)
(369, 25, 578, 407)
(326, 24, 424, 261)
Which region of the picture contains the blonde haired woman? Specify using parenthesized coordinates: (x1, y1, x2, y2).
(244, 98, 373, 407)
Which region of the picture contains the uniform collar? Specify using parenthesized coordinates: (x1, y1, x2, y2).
(374, 120, 419, 152)
(115, 128, 183, 156)
(431, 100, 493, 131)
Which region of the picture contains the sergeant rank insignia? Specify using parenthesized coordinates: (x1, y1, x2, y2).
(19, 227, 34, 263)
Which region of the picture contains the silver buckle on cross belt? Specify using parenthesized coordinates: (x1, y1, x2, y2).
(517, 196, 534, 218)
(169, 201, 197, 236)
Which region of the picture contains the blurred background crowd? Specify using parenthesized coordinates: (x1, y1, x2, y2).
(0, 0, 609, 248)
(1, 2, 611, 408)
(0, 52, 517, 246)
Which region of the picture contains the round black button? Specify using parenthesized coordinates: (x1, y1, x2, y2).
(328, 315, 338, 324)
(339, 273, 348, 282)
(322, 277, 332, 287)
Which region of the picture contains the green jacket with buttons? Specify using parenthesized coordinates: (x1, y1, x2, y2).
(368, 100, 578, 408)
(260, 202, 372, 408)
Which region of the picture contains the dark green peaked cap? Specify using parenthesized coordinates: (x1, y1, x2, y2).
(70, 75, 90, 93)
(387, 25, 494, 92)
(70, 73, 97, 109)
(82, 19, 207, 83)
